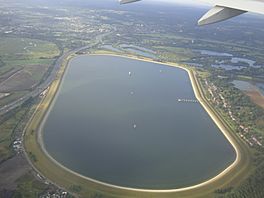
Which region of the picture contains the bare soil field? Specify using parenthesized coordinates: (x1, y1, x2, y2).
(0, 68, 22, 83)
(245, 90, 264, 109)
(0, 65, 49, 92)
(0, 154, 30, 191)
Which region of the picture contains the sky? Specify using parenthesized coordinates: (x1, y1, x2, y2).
(139, 0, 210, 6)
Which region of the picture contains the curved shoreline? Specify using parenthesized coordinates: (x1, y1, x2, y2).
(24, 52, 250, 196)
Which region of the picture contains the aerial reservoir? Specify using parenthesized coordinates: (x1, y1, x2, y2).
(42, 55, 236, 189)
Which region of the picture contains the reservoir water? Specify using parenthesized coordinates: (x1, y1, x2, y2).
(43, 55, 236, 189)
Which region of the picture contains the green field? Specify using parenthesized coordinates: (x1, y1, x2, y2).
(0, 106, 30, 160)
(12, 173, 47, 198)
(0, 37, 60, 109)
(0, 37, 60, 162)
(0, 37, 60, 75)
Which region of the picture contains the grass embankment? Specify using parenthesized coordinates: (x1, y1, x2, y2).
(24, 53, 252, 198)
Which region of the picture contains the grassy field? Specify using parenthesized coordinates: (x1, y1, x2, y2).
(0, 36, 60, 168)
(0, 37, 60, 108)
(23, 53, 252, 198)
(0, 38, 59, 57)
(0, 91, 28, 106)
(0, 105, 31, 161)
(12, 173, 48, 198)
(152, 46, 195, 62)
(0, 37, 59, 75)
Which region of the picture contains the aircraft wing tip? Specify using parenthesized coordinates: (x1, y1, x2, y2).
(198, 5, 247, 26)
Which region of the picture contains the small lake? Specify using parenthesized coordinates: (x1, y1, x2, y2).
(194, 49, 233, 57)
(233, 80, 264, 96)
(256, 83, 264, 95)
(43, 55, 236, 189)
(194, 49, 260, 70)
(101, 45, 122, 53)
(120, 44, 156, 59)
(231, 57, 255, 67)
(100, 44, 156, 59)
(212, 64, 247, 71)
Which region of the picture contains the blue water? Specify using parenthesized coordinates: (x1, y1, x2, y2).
(43, 55, 236, 189)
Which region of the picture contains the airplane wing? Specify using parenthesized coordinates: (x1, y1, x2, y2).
(119, 0, 264, 25)
(119, 0, 141, 4)
(199, 0, 264, 25)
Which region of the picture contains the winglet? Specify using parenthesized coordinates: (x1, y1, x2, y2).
(198, 5, 246, 26)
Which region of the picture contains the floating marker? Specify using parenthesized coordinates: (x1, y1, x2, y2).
(133, 124, 137, 129)
(129, 72, 132, 76)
